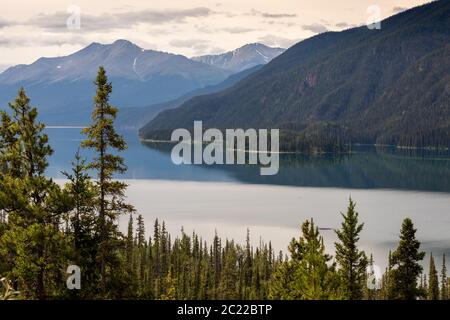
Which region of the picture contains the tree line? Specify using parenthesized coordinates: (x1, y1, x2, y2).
(0, 67, 449, 300)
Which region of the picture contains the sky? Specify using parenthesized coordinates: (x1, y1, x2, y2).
(0, 0, 431, 71)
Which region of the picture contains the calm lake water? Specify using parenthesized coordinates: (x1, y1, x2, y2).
(47, 127, 450, 270)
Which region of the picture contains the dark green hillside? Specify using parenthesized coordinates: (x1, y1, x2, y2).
(140, 0, 450, 151)
(117, 65, 263, 129)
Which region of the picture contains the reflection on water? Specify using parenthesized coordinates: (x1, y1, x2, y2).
(142, 142, 450, 192)
(46, 127, 450, 270)
(45, 127, 450, 192)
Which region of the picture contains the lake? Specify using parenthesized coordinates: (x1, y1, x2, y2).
(46, 127, 450, 271)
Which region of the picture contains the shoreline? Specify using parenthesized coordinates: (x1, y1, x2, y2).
(140, 138, 450, 154)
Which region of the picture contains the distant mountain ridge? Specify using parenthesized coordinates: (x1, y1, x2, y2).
(192, 43, 285, 72)
(141, 0, 450, 151)
(0, 40, 229, 84)
(0, 41, 282, 126)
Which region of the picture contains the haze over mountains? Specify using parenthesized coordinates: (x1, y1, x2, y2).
(0, 41, 284, 125)
(141, 0, 450, 151)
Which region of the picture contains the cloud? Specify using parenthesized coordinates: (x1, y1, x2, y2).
(170, 38, 207, 47)
(169, 38, 210, 52)
(0, 34, 89, 47)
(118, 7, 213, 24)
(0, 18, 13, 29)
(195, 25, 256, 34)
(250, 9, 297, 19)
(206, 46, 226, 55)
(334, 22, 358, 30)
(261, 13, 297, 18)
(392, 7, 407, 13)
(221, 27, 256, 34)
(263, 20, 296, 27)
(258, 35, 300, 49)
(26, 7, 214, 32)
(335, 22, 350, 28)
(302, 23, 328, 34)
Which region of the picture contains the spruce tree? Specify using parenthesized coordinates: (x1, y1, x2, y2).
(62, 151, 98, 298)
(81, 67, 134, 295)
(152, 219, 161, 298)
(334, 197, 367, 299)
(135, 214, 146, 295)
(428, 253, 439, 300)
(441, 254, 448, 300)
(126, 214, 134, 271)
(136, 215, 146, 248)
(0, 88, 70, 299)
(243, 228, 253, 298)
(389, 218, 425, 300)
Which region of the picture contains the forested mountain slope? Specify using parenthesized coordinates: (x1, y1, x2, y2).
(141, 1, 450, 151)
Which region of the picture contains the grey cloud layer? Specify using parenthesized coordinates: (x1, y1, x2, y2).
(0, 34, 89, 47)
(169, 38, 213, 55)
(250, 9, 297, 18)
(26, 7, 214, 32)
(170, 38, 209, 48)
(0, 18, 11, 28)
(302, 23, 328, 34)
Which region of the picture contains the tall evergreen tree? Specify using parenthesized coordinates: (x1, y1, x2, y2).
(126, 214, 134, 271)
(334, 198, 367, 299)
(136, 215, 146, 248)
(152, 219, 161, 298)
(428, 253, 439, 300)
(389, 218, 425, 300)
(243, 228, 253, 298)
(0, 88, 70, 299)
(441, 254, 448, 300)
(81, 67, 134, 296)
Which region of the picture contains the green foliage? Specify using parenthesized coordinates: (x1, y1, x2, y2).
(120, 218, 277, 300)
(0, 68, 441, 301)
(0, 88, 71, 299)
(270, 219, 341, 300)
(81, 67, 135, 297)
(428, 254, 439, 300)
(141, 1, 450, 152)
(62, 151, 99, 298)
(441, 254, 448, 300)
(388, 218, 425, 300)
(335, 198, 367, 299)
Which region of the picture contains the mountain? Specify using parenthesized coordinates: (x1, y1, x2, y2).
(118, 64, 263, 129)
(0, 40, 228, 84)
(141, 1, 450, 151)
(0, 40, 231, 125)
(192, 43, 285, 72)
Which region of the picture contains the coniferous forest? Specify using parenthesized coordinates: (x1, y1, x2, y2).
(0, 68, 449, 300)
